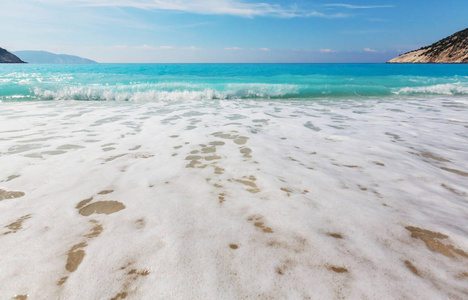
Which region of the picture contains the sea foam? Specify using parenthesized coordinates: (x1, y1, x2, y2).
(31, 83, 300, 101)
(395, 82, 468, 95)
(0, 96, 467, 299)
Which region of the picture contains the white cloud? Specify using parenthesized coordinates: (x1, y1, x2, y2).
(259, 48, 271, 51)
(306, 11, 350, 18)
(32, 0, 352, 18)
(136, 44, 162, 51)
(363, 47, 377, 52)
(225, 47, 243, 51)
(320, 48, 336, 53)
(324, 4, 394, 9)
(182, 46, 201, 51)
(35, 0, 297, 18)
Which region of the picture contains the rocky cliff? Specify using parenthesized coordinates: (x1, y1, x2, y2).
(0, 47, 26, 63)
(388, 28, 468, 63)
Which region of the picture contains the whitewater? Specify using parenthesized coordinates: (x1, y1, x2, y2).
(1, 64, 467, 299)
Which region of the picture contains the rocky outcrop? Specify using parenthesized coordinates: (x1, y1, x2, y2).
(0, 47, 26, 63)
(388, 28, 468, 63)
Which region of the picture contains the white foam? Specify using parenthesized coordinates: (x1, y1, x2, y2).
(394, 82, 468, 95)
(31, 83, 300, 101)
(0, 97, 467, 299)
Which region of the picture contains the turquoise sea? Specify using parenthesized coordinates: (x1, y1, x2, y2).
(1, 63, 468, 101)
(1, 63, 468, 299)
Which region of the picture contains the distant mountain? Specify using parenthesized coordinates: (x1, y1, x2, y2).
(388, 28, 468, 63)
(0, 47, 26, 63)
(13, 50, 97, 64)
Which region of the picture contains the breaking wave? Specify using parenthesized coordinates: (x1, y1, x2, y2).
(28, 82, 468, 101)
(394, 83, 468, 96)
(29, 83, 301, 101)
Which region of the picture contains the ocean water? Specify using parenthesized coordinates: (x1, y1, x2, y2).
(0, 64, 468, 299)
(1, 63, 468, 101)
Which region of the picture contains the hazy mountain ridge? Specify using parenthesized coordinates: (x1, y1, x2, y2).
(14, 50, 97, 64)
(388, 28, 468, 63)
(0, 47, 26, 63)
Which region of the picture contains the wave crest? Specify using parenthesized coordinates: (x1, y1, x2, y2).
(32, 83, 300, 101)
(394, 83, 468, 95)
(3, 81, 468, 102)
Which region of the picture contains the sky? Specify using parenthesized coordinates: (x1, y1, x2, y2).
(1, 0, 467, 63)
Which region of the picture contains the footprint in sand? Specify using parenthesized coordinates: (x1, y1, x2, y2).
(110, 263, 151, 300)
(58, 191, 126, 285)
(3, 214, 32, 235)
(405, 226, 468, 259)
(0, 189, 25, 201)
(58, 220, 104, 286)
(247, 215, 273, 233)
(78, 200, 125, 216)
(75, 190, 125, 217)
(234, 176, 260, 194)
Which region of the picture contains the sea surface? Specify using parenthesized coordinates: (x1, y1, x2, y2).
(1, 64, 467, 299)
(1, 63, 468, 101)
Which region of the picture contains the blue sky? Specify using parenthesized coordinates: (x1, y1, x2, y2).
(1, 0, 467, 63)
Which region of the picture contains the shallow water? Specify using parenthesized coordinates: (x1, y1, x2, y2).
(1, 64, 468, 299)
